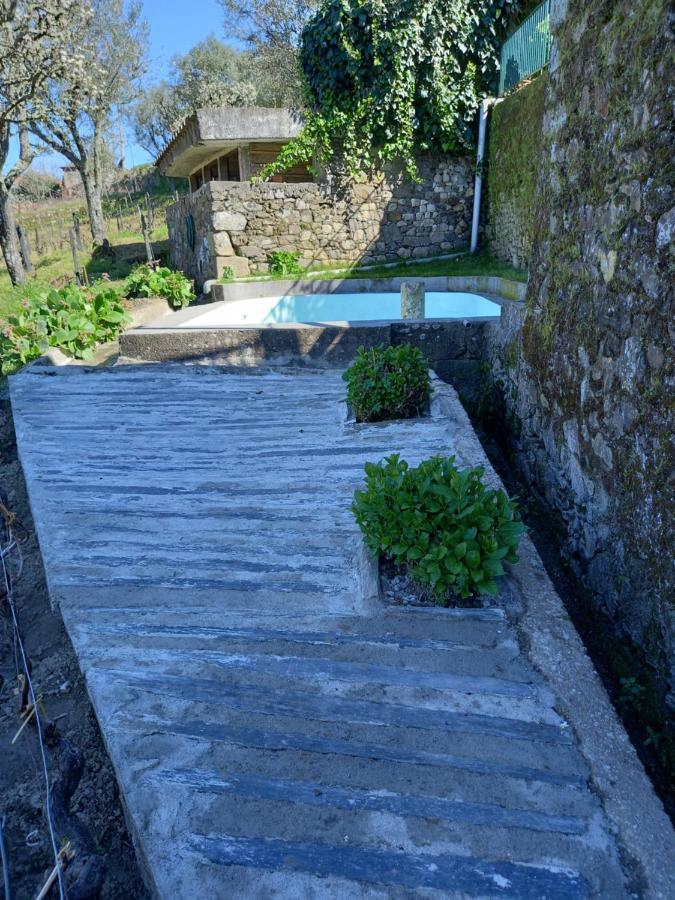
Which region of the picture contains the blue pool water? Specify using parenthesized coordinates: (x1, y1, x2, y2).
(179, 292, 502, 328)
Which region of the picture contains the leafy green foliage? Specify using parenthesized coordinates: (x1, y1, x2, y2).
(267, 250, 303, 276)
(353, 454, 526, 599)
(219, 266, 235, 283)
(0, 285, 130, 375)
(123, 265, 195, 308)
(259, 0, 518, 180)
(343, 345, 430, 422)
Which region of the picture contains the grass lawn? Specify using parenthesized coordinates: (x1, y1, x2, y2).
(240, 249, 527, 285)
(0, 223, 169, 322)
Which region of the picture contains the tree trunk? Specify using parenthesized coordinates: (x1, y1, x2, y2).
(81, 169, 107, 246)
(0, 186, 26, 286)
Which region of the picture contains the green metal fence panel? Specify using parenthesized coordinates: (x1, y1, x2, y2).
(498, 0, 552, 95)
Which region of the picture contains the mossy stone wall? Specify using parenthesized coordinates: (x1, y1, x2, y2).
(486, 0, 674, 705)
(486, 73, 546, 268)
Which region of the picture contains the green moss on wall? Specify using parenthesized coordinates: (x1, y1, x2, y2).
(515, 0, 675, 697)
(485, 72, 547, 269)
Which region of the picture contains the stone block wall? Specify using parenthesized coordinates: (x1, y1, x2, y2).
(485, 73, 546, 270)
(166, 155, 474, 287)
(483, 0, 674, 704)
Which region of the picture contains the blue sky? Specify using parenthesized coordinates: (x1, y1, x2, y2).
(5, 0, 233, 173)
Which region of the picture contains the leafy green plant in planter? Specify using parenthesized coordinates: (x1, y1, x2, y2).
(0, 285, 130, 375)
(343, 344, 431, 422)
(267, 250, 303, 276)
(353, 454, 526, 601)
(123, 265, 195, 308)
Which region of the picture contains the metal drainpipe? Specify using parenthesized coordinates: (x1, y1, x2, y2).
(470, 98, 491, 253)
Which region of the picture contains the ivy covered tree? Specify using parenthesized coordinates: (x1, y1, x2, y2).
(261, 0, 518, 181)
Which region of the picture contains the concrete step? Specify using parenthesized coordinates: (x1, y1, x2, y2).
(185, 833, 591, 899)
(11, 366, 632, 899)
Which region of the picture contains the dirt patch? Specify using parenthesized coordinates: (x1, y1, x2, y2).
(0, 386, 149, 900)
(380, 556, 486, 608)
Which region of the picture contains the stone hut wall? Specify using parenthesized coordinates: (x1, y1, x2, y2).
(165, 155, 474, 286)
(485, 73, 546, 270)
(483, 0, 674, 703)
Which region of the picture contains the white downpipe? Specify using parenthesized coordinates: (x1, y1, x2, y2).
(470, 98, 490, 253)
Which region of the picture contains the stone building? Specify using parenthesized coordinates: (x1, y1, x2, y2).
(60, 165, 83, 200)
(156, 107, 474, 286)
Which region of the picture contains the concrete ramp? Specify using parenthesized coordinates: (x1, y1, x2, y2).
(10, 365, 629, 898)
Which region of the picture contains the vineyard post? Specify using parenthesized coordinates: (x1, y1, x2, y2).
(16, 225, 33, 274)
(141, 213, 155, 264)
(72, 211, 83, 250)
(68, 226, 88, 285)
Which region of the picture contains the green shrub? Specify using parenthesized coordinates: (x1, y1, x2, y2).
(353, 454, 526, 600)
(343, 344, 431, 422)
(219, 266, 235, 283)
(267, 250, 303, 276)
(0, 285, 130, 375)
(123, 264, 195, 308)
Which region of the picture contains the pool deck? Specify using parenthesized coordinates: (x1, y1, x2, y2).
(10, 364, 674, 898)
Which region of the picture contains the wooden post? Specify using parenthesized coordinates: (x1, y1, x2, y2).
(69, 226, 88, 285)
(16, 225, 33, 274)
(141, 214, 154, 264)
(35, 224, 44, 257)
(116, 204, 122, 232)
(72, 211, 83, 250)
(145, 192, 154, 229)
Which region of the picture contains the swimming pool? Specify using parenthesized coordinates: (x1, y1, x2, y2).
(174, 291, 502, 328)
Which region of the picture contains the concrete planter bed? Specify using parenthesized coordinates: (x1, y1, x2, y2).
(354, 374, 512, 611)
(119, 275, 524, 375)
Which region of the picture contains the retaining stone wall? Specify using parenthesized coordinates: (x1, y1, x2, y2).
(483, 0, 674, 704)
(485, 74, 546, 270)
(166, 155, 474, 287)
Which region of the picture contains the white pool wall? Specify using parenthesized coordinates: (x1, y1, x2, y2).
(178, 292, 503, 328)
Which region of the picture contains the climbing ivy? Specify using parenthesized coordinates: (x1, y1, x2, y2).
(258, 0, 519, 181)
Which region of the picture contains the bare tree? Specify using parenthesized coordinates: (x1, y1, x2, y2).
(0, 0, 92, 283)
(29, 0, 148, 246)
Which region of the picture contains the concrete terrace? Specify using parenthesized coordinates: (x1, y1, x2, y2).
(8, 365, 664, 898)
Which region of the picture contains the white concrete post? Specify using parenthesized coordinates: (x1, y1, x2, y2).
(400, 282, 425, 319)
(470, 98, 490, 253)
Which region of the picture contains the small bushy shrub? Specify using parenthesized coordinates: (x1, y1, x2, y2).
(353, 454, 526, 600)
(0, 285, 130, 375)
(268, 250, 303, 276)
(343, 345, 430, 422)
(123, 264, 195, 308)
(219, 266, 235, 282)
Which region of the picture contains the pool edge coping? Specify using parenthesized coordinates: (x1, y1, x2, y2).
(209, 274, 526, 304)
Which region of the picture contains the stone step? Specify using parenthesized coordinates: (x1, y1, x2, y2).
(107, 705, 590, 815)
(133, 772, 620, 896)
(73, 620, 519, 668)
(159, 767, 589, 837)
(89, 667, 573, 748)
(70, 605, 509, 647)
(186, 833, 591, 899)
(83, 645, 558, 725)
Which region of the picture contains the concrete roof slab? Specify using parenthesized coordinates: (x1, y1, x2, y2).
(156, 107, 305, 176)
